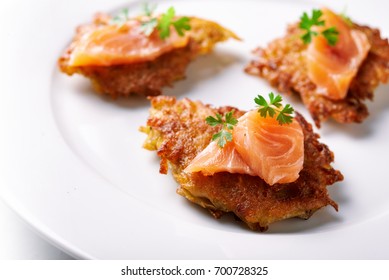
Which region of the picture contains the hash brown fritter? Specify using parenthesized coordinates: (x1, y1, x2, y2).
(59, 14, 239, 98)
(245, 23, 389, 127)
(140, 96, 343, 231)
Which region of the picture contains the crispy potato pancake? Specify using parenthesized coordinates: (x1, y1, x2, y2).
(245, 23, 389, 127)
(59, 14, 239, 98)
(140, 96, 343, 231)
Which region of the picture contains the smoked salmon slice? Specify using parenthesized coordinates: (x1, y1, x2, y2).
(307, 8, 371, 100)
(184, 141, 256, 176)
(59, 12, 239, 98)
(68, 19, 189, 67)
(184, 110, 304, 186)
(233, 111, 304, 185)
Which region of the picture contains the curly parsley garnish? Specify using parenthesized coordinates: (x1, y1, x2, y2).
(254, 93, 294, 125)
(157, 7, 191, 39)
(321, 26, 339, 46)
(206, 111, 238, 148)
(299, 9, 339, 46)
(140, 5, 190, 39)
(111, 4, 191, 39)
(206, 94, 293, 147)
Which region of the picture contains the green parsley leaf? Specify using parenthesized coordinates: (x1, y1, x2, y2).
(111, 8, 130, 25)
(254, 94, 268, 107)
(280, 103, 294, 115)
(276, 104, 294, 125)
(322, 27, 339, 46)
(299, 9, 324, 44)
(157, 7, 191, 39)
(255, 93, 294, 125)
(268, 92, 283, 108)
(206, 111, 238, 148)
(205, 113, 223, 127)
(158, 7, 176, 39)
(254, 92, 279, 118)
(225, 111, 238, 129)
(299, 9, 324, 30)
(172, 16, 191, 36)
(116, 4, 191, 39)
(299, 9, 339, 46)
(212, 130, 232, 148)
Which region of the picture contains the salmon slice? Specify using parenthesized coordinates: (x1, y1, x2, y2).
(307, 8, 371, 100)
(184, 141, 255, 176)
(233, 111, 304, 185)
(185, 110, 304, 186)
(68, 19, 189, 67)
(59, 13, 239, 97)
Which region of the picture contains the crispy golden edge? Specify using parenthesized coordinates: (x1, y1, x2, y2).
(58, 14, 239, 98)
(140, 96, 343, 231)
(245, 22, 389, 127)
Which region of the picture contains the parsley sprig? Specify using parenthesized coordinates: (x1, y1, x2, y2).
(321, 27, 339, 46)
(157, 7, 191, 39)
(205, 94, 294, 148)
(299, 9, 339, 46)
(254, 93, 294, 125)
(111, 4, 191, 39)
(140, 5, 191, 39)
(206, 111, 238, 148)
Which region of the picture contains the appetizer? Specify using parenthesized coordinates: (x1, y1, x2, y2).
(245, 8, 389, 127)
(59, 5, 239, 98)
(140, 94, 343, 231)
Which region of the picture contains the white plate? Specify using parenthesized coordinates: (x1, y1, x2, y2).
(1, 0, 388, 259)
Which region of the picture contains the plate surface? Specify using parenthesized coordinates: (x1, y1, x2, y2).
(1, 0, 389, 259)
